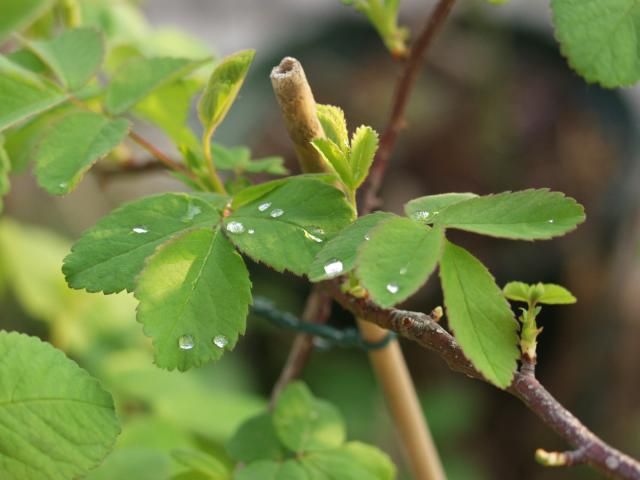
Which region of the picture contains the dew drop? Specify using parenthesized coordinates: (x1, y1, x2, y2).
(386, 283, 399, 294)
(258, 202, 272, 212)
(270, 208, 284, 218)
(213, 335, 229, 348)
(364, 234, 371, 241)
(248, 229, 255, 234)
(548, 219, 554, 223)
(183, 203, 202, 221)
(399, 267, 408, 275)
(178, 335, 194, 350)
(58, 182, 68, 190)
(413, 211, 430, 221)
(323, 260, 344, 277)
(304, 229, 323, 243)
(226, 221, 245, 234)
(132, 226, 148, 234)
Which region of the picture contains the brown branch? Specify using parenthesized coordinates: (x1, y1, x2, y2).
(270, 286, 332, 405)
(329, 284, 640, 480)
(362, 0, 458, 214)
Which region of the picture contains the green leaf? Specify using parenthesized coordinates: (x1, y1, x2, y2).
(0, 136, 10, 212)
(405, 192, 478, 223)
(85, 448, 172, 480)
(0, 331, 119, 480)
(34, 110, 130, 194)
(244, 156, 288, 175)
(225, 177, 354, 276)
(172, 449, 231, 479)
(235, 460, 308, 480)
(273, 382, 345, 453)
(0, 59, 67, 131)
(27, 28, 105, 90)
(135, 228, 251, 371)
(0, 0, 54, 42)
(537, 283, 576, 305)
(551, 0, 640, 87)
(309, 212, 393, 281)
(439, 241, 519, 388)
(317, 104, 348, 150)
(502, 281, 530, 303)
(197, 50, 255, 136)
(343, 0, 408, 56)
(311, 138, 352, 186)
(135, 78, 202, 150)
(212, 143, 287, 176)
(349, 125, 378, 188)
(63, 192, 226, 294)
(106, 56, 207, 114)
(300, 442, 396, 480)
(357, 216, 444, 307)
(432, 189, 585, 240)
(227, 413, 285, 463)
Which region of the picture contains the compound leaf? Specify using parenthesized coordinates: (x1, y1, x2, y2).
(106, 56, 207, 114)
(28, 28, 105, 90)
(432, 189, 585, 240)
(34, 110, 130, 194)
(0, 331, 119, 480)
(309, 211, 393, 282)
(439, 241, 519, 388)
(224, 177, 353, 276)
(63, 192, 226, 294)
(357, 216, 444, 307)
(273, 382, 345, 453)
(135, 228, 251, 371)
(551, 0, 640, 87)
(317, 104, 348, 150)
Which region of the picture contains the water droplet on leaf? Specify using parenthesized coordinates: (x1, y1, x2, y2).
(258, 202, 272, 212)
(323, 260, 344, 277)
(178, 335, 194, 350)
(364, 234, 371, 241)
(182, 203, 202, 221)
(413, 211, 430, 221)
(248, 229, 255, 234)
(213, 335, 229, 348)
(386, 283, 399, 294)
(270, 208, 284, 218)
(132, 226, 148, 234)
(548, 219, 554, 223)
(304, 229, 323, 243)
(226, 221, 245, 234)
(399, 267, 408, 275)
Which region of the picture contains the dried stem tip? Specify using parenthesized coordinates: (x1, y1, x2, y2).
(270, 57, 328, 174)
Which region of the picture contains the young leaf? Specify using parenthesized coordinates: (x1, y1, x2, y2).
(439, 241, 519, 388)
(405, 192, 478, 223)
(357, 216, 444, 307)
(227, 413, 285, 463)
(106, 56, 207, 114)
(273, 382, 345, 453)
(235, 460, 307, 480)
(0, 331, 119, 480)
(309, 211, 394, 281)
(0, 0, 54, 42)
(224, 177, 354, 276)
(27, 28, 105, 91)
(300, 442, 396, 480)
(538, 283, 576, 305)
(63, 192, 226, 294)
(502, 281, 531, 303)
(317, 104, 348, 150)
(349, 125, 378, 188)
(342, 0, 408, 57)
(551, 0, 640, 87)
(135, 228, 251, 371)
(311, 137, 352, 186)
(432, 189, 585, 240)
(34, 110, 130, 194)
(197, 49, 255, 136)
(0, 59, 67, 131)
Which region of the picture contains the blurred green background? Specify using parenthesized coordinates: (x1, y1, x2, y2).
(2, 1, 640, 479)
